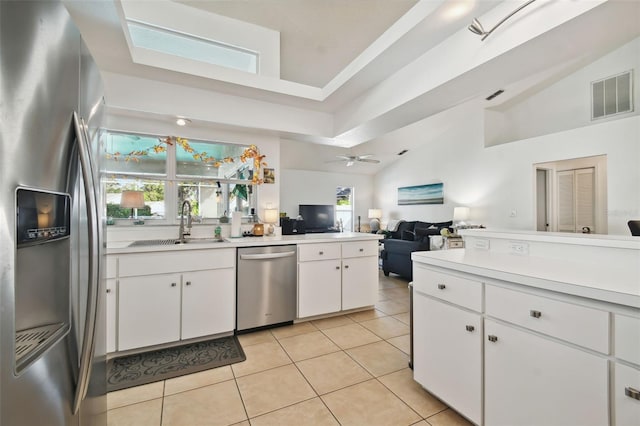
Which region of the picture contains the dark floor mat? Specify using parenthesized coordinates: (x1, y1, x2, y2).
(107, 335, 246, 392)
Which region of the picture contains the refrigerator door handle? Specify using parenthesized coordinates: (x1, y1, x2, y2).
(72, 112, 101, 415)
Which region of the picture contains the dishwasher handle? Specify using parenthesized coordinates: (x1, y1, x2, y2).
(240, 251, 296, 260)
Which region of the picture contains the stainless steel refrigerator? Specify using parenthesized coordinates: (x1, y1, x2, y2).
(0, 1, 107, 425)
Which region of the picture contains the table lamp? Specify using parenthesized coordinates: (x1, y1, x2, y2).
(120, 190, 145, 219)
(264, 208, 279, 235)
(453, 206, 470, 227)
(368, 208, 382, 233)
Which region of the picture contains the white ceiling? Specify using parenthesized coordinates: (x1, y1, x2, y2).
(64, 0, 640, 175)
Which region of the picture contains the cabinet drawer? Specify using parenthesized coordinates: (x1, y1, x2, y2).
(614, 362, 640, 426)
(615, 314, 640, 365)
(119, 248, 235, 277)
(298, 243, 341, 262)
(341, 241, 378, 258)
(105, 256, 117, 279)
(413, 266, 482, 312)
(485, 284, 609, 353)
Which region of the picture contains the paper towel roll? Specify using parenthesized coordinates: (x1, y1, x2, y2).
(231, 211, 243, 237)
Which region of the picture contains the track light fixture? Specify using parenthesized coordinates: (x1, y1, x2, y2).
(468, 0, 537, 41)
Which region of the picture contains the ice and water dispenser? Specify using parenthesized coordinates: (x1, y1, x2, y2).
(14, 188, 71, 373)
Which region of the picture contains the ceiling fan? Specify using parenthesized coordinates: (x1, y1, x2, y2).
(327, 154, 380, 167)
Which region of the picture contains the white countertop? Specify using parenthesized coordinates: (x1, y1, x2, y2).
(412, 249, 640, 308)
(106, 232, 383, 254)
(460, 228, 640, 249)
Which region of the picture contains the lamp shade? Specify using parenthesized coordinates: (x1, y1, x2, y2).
(120, 191, 145, 208)
(368, 208, 382, 219)
(264, 208, 279, 224)
(453, 207, 470, 222)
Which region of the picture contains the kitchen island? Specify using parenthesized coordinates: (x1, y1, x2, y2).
(411, 229, 640, 426)
(105, 232, 382, 354)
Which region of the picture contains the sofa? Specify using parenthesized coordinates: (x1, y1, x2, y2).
(381, 220, 453, 281)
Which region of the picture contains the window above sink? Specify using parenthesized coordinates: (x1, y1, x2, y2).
(103, 131, 263, 225)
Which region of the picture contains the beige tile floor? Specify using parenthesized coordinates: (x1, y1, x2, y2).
(107, 272, 472, 426)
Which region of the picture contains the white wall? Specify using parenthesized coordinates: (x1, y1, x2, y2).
(280, 169, 374, 230)
(486, 37, 640, 146)
(373, 103, 639, 236)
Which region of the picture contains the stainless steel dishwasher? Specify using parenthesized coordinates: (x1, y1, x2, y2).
(236, 245, 297, 332)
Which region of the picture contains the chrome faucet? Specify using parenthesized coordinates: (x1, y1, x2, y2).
(179, 200, 192, 243)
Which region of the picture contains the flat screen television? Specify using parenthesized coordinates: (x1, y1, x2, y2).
(298, 204, 336, 233)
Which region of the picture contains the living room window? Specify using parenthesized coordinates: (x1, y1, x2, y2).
(336, 187, 354, 231)
(103, 131, 258, 224)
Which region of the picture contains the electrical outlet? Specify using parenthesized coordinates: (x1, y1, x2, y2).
(474, 239, 490, 250)
(509, 241, 529, 255)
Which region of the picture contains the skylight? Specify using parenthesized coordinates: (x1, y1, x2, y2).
(127, 20, 258, 74)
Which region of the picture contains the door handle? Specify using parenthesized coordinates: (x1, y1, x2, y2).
(240, 251, 296, 260)
(72, 112, 101, 415)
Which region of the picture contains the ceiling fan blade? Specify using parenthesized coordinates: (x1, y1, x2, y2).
(335, 155, 353, 160)
(356, 154, 373, 159)
(358, 158, 380, 163)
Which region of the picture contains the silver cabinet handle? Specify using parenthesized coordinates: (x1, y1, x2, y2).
(106, 289, 111, 293)
(466, 325, 475, 332)
(437, 284, 446, 290)
(344, 265, 349, 269)
(335, 266, 340, 270)
(488, 335, 498, 342)
(359, 248, 364, 252)
(625, 387, 640, 400)
(319, 251, 324, 255)
(171, 283, 177, 287)
(530, 310, 542, 318)
(185, 281, 192, 286)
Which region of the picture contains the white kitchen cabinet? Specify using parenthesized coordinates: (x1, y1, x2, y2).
(613, 362, 640, 426)
(105, 278, 117, 353)
(298, 259, 342, 317)
(414, 292, 482, 425)
(297, 240, 378, 318)
(342, 255, 378, 310)
(182, 268, 235, 340)
(118, 273, 182, 351)
(484, 318, 608, 426)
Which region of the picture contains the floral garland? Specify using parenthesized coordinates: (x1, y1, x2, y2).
(105, 136, 267, 184)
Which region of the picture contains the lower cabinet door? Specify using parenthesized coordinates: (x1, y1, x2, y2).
(413, 293, 482, 425)
(182, 268, 235, 339)
(484, 319, 608, 426)
(613, 362, 640, 426)
(105, 278, 117, 353)
(298, 260, 341, 318)
(118, 274, 181, 351)
(342, 256, 378, 310)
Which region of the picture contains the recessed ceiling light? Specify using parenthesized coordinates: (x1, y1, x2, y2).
(176, 117, 191, 126)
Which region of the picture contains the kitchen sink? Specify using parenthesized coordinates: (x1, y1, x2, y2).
(128, 238, 225, 247)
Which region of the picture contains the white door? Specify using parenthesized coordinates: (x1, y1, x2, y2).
(105, 278, 117, 353)
(413, 293, 482, 425)
(484, 319, 608, 426)
(118, 274, 181, 351)
(182, 269, 235, 339)
(557, 167, 595, 233)
(342, 256, 378, 310)
(298, 260, 341, 317)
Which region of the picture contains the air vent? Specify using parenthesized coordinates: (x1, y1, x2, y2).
(486, 89, 504, 101)
(591, 70, 633, 120)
